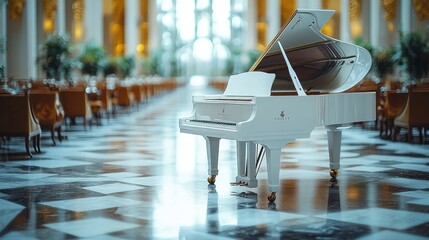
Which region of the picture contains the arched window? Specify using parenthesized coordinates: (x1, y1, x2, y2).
(156, 0, 247, 78)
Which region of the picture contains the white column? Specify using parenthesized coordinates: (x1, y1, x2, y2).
(84, 0, 103, 45)
(266, 0, 280, 41)
(149, 0, 158, 50)
(340, 0, 350, 42)
(245, 0, 256, 50)
(125, 0, 139, 56)
(297, 0, 321, 9)
(27, 0, 37, 78)
(400, 0, 411, 33)
(56, 0, 66, 34)
(370, 0, 380, 47)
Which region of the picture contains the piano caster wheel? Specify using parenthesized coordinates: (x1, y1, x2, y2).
(207, 175, 216, 184)
(267, 192, 276, 203)
(330, 169, 338, 178)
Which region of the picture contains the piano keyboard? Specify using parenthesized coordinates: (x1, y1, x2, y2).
(189, 119, 237, 126)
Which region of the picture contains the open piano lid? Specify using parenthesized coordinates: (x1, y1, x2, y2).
(250, 9, 372, 94)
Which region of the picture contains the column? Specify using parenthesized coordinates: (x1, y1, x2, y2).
(27, 0, 37, 78)
(84, 0, 103, 45)
(56, 0, 66, 34)
(370, 0, 380, 47)
(125, 0, 139, 56)
(7, 0, 38, 79)
(400, 0, 411, 33)
(297, 0, 321, 9)
(340, 0, 350, 42)
(266, 0, 280, 41)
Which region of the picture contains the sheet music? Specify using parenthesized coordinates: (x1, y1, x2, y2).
(277, 41, 307, 96)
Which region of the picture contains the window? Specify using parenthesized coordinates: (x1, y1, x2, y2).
(156, 0, 247, 77)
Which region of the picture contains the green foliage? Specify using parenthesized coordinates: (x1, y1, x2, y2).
(117, 55, 135, 78)
(62, 58, 79, 81)
(36, 33, 72, 80)
(100, 57, 118, 77)
(373, 48, 395, 79)
(78, 42, 105, 76)
(0, 66, 4, 80)
(393, 31, 429, 82)
(140, 56, 157, 76)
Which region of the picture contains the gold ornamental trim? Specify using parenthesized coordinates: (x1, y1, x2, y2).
(44, 0, 57, 19)
(8, 0, 26, 21)
(413, 0, 429, 20)
(72, 0, 84, 22)
(380, 0, 396, 21)
(349, 0, 361, 21)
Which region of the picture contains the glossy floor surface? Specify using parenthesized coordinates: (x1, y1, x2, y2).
(1, 83, 429, 240)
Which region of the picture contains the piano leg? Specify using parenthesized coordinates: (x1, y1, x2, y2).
(236, 141, 246, 181)
(235, 141, 257, 187)
(258, 140, 291, 203)
(326, 124, 347, 179)
(204, 136, 220, 184)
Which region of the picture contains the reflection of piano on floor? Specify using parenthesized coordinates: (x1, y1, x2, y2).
(179, 9, 375, 202)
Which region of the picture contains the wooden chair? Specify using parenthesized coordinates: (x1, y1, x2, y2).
(59, 88, 93, 130)
(393, 90, 429, 143)
(378, 92, 407, 138)
(131, 84, 144, 105)
(29, 90, 65, 145)
(0, 92, 42, 157)
(99, 87, 114, 119)
(115, 85, 135, 111)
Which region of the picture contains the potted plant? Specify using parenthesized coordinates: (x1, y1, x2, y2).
(117, 55, 135, 79)
(140, 56, 157, 76)
(36, 33, 72, 81)
(393, 31, 429, 83)
(78, 42, 105, 76)
(373, 48, 394, 79)
(100, 57, 118, 77)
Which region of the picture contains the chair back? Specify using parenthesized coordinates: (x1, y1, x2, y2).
(29, 91, 64, 126)
(59, 88, 92, 119)
(0, 93, 41, 136)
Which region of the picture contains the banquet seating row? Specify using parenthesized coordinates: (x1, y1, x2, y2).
(0, 77, 179, 157)
(376, 82, 429, 143)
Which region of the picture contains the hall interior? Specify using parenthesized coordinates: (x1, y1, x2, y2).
(1, 0, 429, 239)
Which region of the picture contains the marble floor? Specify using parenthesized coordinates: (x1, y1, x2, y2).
(1, 83, 429, 240)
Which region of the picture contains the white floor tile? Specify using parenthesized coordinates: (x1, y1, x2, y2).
(83, 183, 145, 194)
(317, 207, 429, 230)
(206, 208, 307, 227)
(40, 196, 142, 212)
(44, 217, 139, 238)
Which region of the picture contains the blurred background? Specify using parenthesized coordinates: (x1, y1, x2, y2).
(0, 0, 427, 86)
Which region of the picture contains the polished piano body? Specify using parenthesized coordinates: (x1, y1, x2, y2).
(179, 9, 375, 202)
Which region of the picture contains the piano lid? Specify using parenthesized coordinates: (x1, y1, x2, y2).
(250, 9, 372, 94)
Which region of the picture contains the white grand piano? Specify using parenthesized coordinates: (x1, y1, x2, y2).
(179, 9, 375, 202)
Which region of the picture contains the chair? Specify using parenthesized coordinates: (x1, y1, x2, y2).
(29, 90, 64, 145)
(378, 92, 407, 138)
(115, 85, 135, 111)
(99, 87, 114, 119)
(131, 84, 144, 105)
(0, 92, 42, 157)
(393, 91, 429, 143)
(59, 88, 93, 130)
